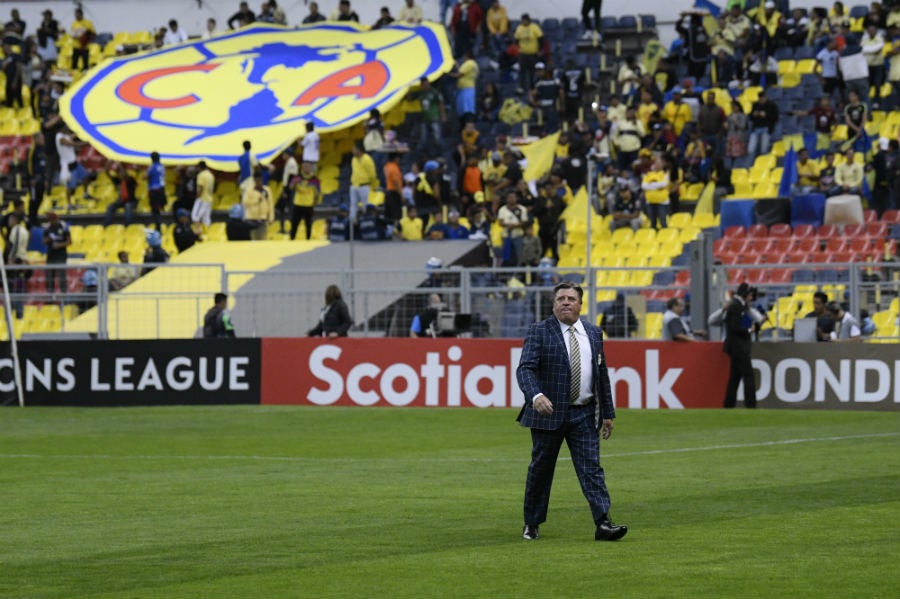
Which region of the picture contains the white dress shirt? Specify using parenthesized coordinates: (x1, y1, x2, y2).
(559, 319, 594, 405)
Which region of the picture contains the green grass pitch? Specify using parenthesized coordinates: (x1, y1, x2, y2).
(1, 407, 897, 599)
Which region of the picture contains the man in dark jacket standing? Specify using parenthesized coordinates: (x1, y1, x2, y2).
(723, 283, 758, 408)
(203, 293, 236, 338)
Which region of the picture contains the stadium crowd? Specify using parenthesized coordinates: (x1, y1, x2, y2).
(0, 0, 898, 339)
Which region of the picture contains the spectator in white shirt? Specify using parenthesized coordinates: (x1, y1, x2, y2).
(301, 121, 320, 173)
(202, 18, 217, 39)
(163, 19, 189, 45)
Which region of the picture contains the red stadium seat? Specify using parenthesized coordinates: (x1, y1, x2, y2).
(816, 224, 839, 238)
(713, 238, 730, 256)
(881, 209, 900, 223)
(724, 225, 746, 239)
(764, 251, 788, 264)
(675, 270, 691, 285)
(847, 237, 873, 253)
(827, 251, 855, 264)
(772, 238, 793, 253)
(718, 252, 740, 265)
(769, 268, 793, 283)
(769, 223, 792, 237)
(745, 269, 767, 283)
(727, 269, 746, 284)
(731, 238, 754, 253)
(863, 209, 877, 223)
(824, 238, 848, 253)
(844, 223, 865, 237)
(756, 238, 778, 253)
(747, 224, 768, 237)
(866, 222, 888, 237)
(793, 224, 815, 238)
(794, 237, 818, 253)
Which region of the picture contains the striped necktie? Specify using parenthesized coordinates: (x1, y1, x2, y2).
(568, 326, 580, 402)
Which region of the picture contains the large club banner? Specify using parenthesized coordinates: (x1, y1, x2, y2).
(0, 340, 261, 406)
(261, 339, 900, 411)
(59, 23, 453, 169)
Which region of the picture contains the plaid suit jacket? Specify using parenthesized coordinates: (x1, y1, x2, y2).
(516, 316, 615, 430)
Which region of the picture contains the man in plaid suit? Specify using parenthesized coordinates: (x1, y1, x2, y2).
(516, 281, 627, 541)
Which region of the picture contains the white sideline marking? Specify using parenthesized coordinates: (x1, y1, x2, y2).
(0, 432, 895, 463)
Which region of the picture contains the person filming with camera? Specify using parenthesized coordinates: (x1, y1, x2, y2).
(723, 283, 766, 409)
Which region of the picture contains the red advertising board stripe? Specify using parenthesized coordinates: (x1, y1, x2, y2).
(261, 338, 729, 409)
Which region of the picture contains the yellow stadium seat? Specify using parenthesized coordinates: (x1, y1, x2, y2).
(729, 181, 754, 198)
(644, 313, 663, 339)
(605, 271, 630, 287)
(795, 59, 817, 74)
(890, 297, 899, 316)
(682, 183, 704, 201)
(632, 228, 656, 245)
(602, 255, 626, 267)
(752, 153, 776, 171)
(656, 228, 680, 243)
(611, 227, 634, 244)
(624, 254, 649, 268)
(82, 224, 104, 240)
(595, 289, 617, 303)
(668, 212, 692, 229)
(780, 72, 801, 87)
(647, 255, 672, 267)
(658, 240, 683, 258)
(692, 211, 719, 229)
(777, 60, 795, 75)
(629, 270, 654, 287)
(731, 168, 749, 186)
(752, 182, 778, 199)
(679, 227, 701, 243)
(832, 124, 848, 142)
(613, 241, 637, 257)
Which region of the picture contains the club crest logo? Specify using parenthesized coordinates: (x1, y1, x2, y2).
(60, 23, 453, 170)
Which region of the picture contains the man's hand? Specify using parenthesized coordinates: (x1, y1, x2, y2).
(601, 419, 614, 440)
(533, 394, 553, 416)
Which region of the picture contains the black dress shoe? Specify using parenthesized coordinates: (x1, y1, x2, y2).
(595, 516, 627, 541)
(523, 524, 539, 540)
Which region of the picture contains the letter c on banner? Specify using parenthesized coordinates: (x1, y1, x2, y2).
(117, 63, 221, 109)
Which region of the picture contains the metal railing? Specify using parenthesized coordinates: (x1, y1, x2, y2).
(1, 260, 898, 341)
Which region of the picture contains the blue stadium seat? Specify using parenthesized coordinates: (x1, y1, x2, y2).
(774, 47, 794, 61)
(560, 272, 585, 284)
(795, 46, 816, 60)
(792, 269, 816, 283)
(561, 17, 580, 34)
(646, 300, 668, 313)
(721, 199, 757, 232)
(542, 18, 560, 32)
(601, 16, 617, 30)
(849, 5, 869, 18)
(639, 15, 657, 29)
(791, 194, 826, 227)
(618, 15, 638, 30)
(652, 270, 676, 286)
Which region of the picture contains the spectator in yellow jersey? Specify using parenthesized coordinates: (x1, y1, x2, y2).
(486, 0, 509, 57)
(242, 169, 274, 241)
(289, 162, 321, 240)
(641, 159, 670, 229)
(663, 89, 694, 137)
(193, 161, 215, 237)
(636, 90, 659, 131)
(396, 205, 424, 241)
(793, 148, 821, 194)
(70, 7, 94, 71)
(514, 13, 543, 93)
(350, 141, 378, 223)
(450, 50, 479, 117)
